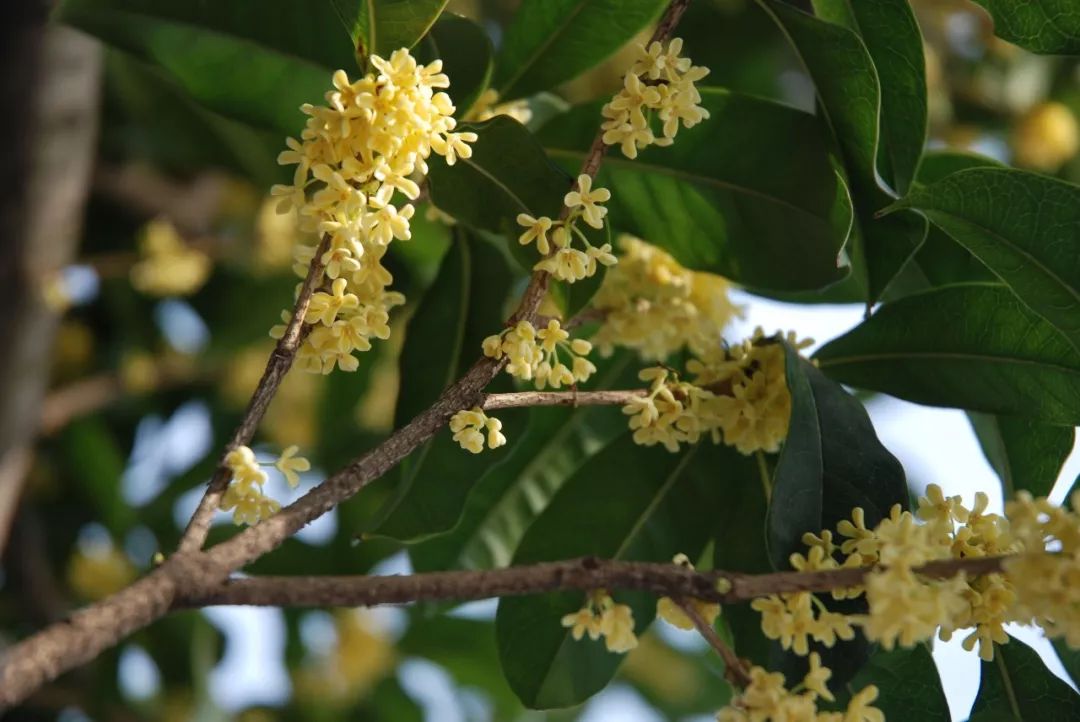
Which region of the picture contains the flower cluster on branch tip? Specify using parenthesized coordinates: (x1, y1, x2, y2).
(625, 330, 810, 454)
(483, 318, 597, 389)
(219, 444, 311, 525)
(592, 235, 740, 361)
(751, 485, 1080, 666)
(517, 173, 617, 283)
(560, 590, 638, 653)
(271, 49, 475, 374)
(602, 38, 710, 158)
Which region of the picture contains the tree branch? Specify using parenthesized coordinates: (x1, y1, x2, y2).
(481, 389, 645, 411)
(675, 598, 752, 688)
(0, 0, 699, 706)
(179, 555, 1009, 609)
(177, 233, 330, 553)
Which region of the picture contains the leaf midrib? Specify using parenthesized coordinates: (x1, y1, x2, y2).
(496, 0, 590, 97)
(817, 350, 1080, 378)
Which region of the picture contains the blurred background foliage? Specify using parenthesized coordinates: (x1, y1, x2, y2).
(5, 0, 1080, 720)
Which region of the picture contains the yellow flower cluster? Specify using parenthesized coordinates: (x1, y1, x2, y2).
(718, 655, 882, 722)
(293, 610, 395, 704)
(466, 88, 533, 125)
(601, 38, 710, 159)
(624, 330, 806, 454)
(449, 407, 506, 454)
(130, 218, 212, 297)
(67, 543, 136, 601)
(272, 49, 475, 374)
(592, 235, 739, 360)
(560, 590, 638, 653)
(656, 553, 721, 630)
(517, 174, 617, 283)
(219, 445, 311, 525)
(483, 319, 597, 389)
(759, 486, 1080, 664)
(1003, 491, 1080, 649)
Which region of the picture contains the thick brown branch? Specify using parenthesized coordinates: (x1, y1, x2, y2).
(177, 233, 330, 553)
(481, 389, 645, 411)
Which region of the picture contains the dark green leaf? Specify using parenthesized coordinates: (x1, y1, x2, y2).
(810, 0, 927, 196)
(415, 13, 493, 115)
(757, 0, 927, 304)
(768, 346, 908, 568)
(844, 644, 950, 720)
(1052, 638, 1080, 690)
(539, 88, 852, 291)
(815, 283, 1080, 426)
(333, 0, 448, 59)
(410, 353, 637, 573)
(60, 418, 133, 535)
(970, 0, 1080, 55)
(970, 636, 1080, 720)
(60, 0, 351, 136)
(372, 230, 523, 541)
(968, 413, 1074, 498)
(428, 115, 573, 265)
(766, 345, 907, 684)
(496, 436, 737, 709)
(891, 168, 1080, 352)
(494, 0, 667, 100)
(713, 452, 773, 667)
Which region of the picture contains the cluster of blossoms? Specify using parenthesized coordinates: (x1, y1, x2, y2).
(624, 330, 808, 454)
(717, 655, 883, 722)
(448, 407, 506, 454)
(483, 318, 597, 389)
(601, 38, 710, 159)
(560, 590, 638, 653)
(516, 174, 617, 283)
(754, 486, 1080, 664)
(592, 235, 739, 360)
(130, 218, 212, 297)
(219, 445, 310, 525)
(465, 88, 533, 125)
(271, 50, 475, 374)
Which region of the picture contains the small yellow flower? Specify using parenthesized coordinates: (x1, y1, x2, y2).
(274, 445, 311, 487)
(563, 174, 611, 230)
(801, 652, 834, 702)
(516, 214, 555, 255)
(449, 407, 506, 453)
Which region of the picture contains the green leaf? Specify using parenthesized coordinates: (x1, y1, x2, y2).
(427, 115, 573, 267)
(410, 353, 637, 573)
(766, 345, 907, 685)
(372, 230, 523, 542)
(810, 0, 927, 196)
(768, 345, 908, 568)
(969, 0, 1080, 55)
(60, 0, 352, 136)
(713, 452, 774, 667)
(415, 13, 493, 116)
(60, 418, 134, 535)
(815, 283, 1080, 426)
(493, 0, 667, 100)
(891, 168, 1080, 353)
(844, 644, 950, 720)
(495, 436, 737, 709)
(538, 88, 853, 292)
(332, 0, 448, 59)
(757, 0, 927, 304)
(968, 413, 1075, 499)
(970, 636, 1080, 720)
(1052, 639, 1080, 690)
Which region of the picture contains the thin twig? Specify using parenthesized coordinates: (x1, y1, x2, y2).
(179, 554, 1009, 609)
(675, 599, 752, 688)
(177, 233, 330, 553)
(481, 389, 645, 411)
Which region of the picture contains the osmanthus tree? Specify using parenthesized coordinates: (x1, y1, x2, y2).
(6, 0, 1080, 719)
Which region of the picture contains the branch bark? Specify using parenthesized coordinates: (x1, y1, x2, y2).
(482, 389, 645, 411)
